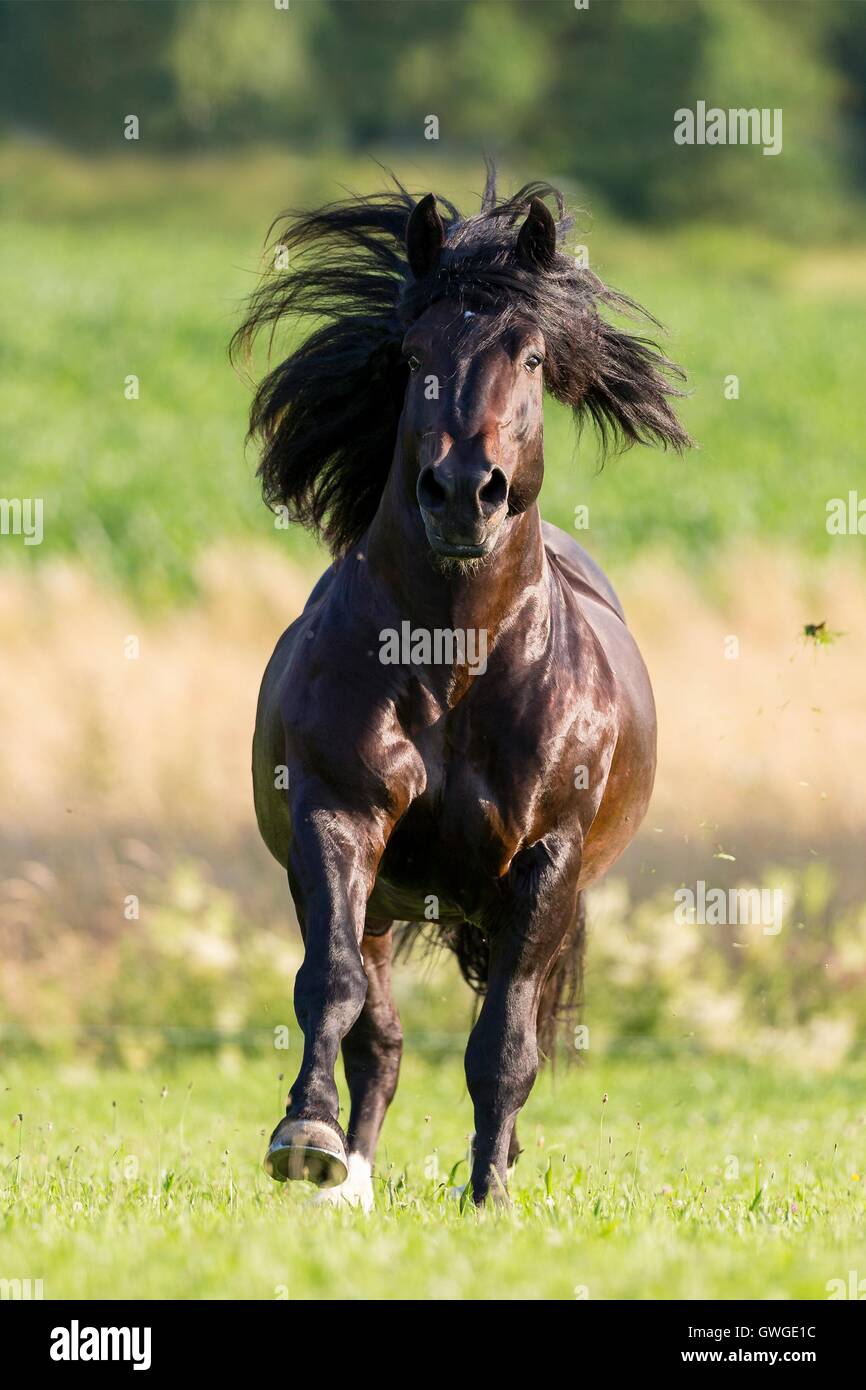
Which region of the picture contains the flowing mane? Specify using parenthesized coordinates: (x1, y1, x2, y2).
(231, 165, 691, 555)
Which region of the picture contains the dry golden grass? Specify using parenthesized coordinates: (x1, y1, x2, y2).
(1, 543, 862, 846)
(626, 545, 866, 840)
(1, 546, 863, 1059)
(0, 545, 308, 833)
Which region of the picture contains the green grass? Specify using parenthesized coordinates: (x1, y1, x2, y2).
(2, 1051, 865, 1300)
(3, 143, 865, 1302)
(2, 143, 865, 603)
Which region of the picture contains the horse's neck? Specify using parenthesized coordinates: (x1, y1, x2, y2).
(366, 475, 550, 645)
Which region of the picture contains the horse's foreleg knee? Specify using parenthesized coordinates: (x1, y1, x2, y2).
(291, 935, 368, 1125)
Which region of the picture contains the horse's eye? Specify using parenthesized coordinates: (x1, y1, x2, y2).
(524, 353, 543, 373)
(406, 354, 421, 373)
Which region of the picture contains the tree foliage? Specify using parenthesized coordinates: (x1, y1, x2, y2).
(2, 0, 865, 231)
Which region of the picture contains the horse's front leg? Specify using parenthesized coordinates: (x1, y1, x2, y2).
(312, 923, 402, 1212)
(465, 842, 581, 1205)
(264, 789, 387, 1188)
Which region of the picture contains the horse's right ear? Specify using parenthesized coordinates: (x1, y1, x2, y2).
(406, 194, 445, 279)
(517, 197, 557, 272)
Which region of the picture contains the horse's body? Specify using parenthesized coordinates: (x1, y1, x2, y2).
(255, 522, 653, 907)
(238, 172, 689, 1205)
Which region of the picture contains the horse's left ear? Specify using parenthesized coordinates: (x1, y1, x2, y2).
(406, 193, 445, 279)
(517, 197, 557, 271)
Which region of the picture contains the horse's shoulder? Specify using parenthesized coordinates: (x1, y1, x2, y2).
(541, 520, 626, 622)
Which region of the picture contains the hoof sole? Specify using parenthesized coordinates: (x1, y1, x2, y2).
(264, 1119, 348, 1188)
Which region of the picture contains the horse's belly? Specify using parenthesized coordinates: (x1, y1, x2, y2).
(369, 786, 513, 924)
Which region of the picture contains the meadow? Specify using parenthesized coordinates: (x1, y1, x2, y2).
(3, 1053, 866, 1301)
(1, 142, 865, 1301)
(2, 143, 865, 602)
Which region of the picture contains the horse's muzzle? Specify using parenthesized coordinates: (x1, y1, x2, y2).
(417, 461, 509, 558)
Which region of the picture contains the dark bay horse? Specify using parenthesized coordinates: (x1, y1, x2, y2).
(235, 171, 690, 1207)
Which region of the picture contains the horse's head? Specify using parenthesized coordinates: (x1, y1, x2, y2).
(398, 197, 554, 563)
(234, 170, 692, 562)
(401, 295, 547, 561)
(398, 189, 690, 566)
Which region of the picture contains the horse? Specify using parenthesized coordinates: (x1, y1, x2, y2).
(233, 168, 691, 1207)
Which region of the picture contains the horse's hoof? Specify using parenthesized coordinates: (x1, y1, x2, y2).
(263, 1118, 348, 1187)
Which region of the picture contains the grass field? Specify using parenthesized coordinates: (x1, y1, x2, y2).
(2, 1052, 865, 1300)
(2, 144, 866, 602)
(3, 141, 866, 1302)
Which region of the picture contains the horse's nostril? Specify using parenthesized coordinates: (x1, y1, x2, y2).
(417, 467, 449, 514)
(479, 467, 508, 514)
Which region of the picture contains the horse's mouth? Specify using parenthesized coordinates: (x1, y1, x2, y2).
(429, 539, 488, 558)
(421, 512, 505, 561)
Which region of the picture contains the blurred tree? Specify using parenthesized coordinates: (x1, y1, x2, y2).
(392, 1, 549, 153)
(0, 0, 862, 236)
(661, 0, 845, 234)
(2, 0, 181, 146)
(309, 0, 458, 148)
(535, 0, 710, 218)
(167, 0, 322, 144)
(540, 0, 846, 233)
(826, 0, 866, 196)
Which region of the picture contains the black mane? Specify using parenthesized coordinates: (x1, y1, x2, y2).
(232, 165, 691, 555)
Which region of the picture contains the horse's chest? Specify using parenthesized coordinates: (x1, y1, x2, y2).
(368, 636, 619, 920)
(372, 701, 541, 920)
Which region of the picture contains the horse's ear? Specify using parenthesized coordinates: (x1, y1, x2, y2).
(579, 318, 692, 453)
(517, 197, 557, 271)
(406, 193, 445, 279)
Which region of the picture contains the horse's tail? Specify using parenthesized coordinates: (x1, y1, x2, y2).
(536, 891, 586, 1063)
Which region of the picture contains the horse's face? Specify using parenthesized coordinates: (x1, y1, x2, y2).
(401, 300, 546, 561)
